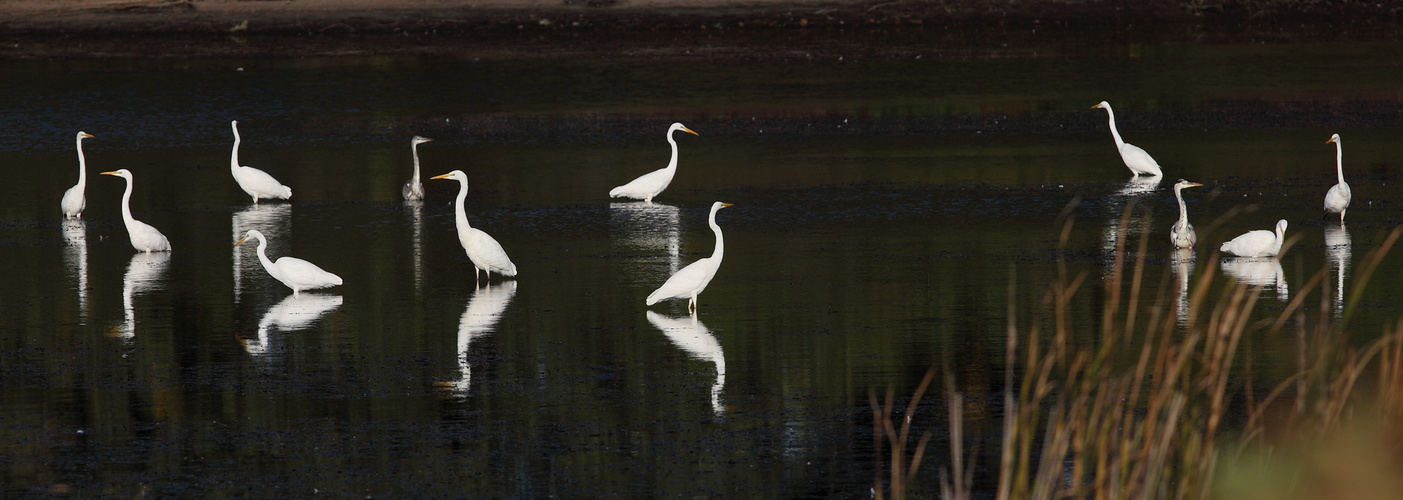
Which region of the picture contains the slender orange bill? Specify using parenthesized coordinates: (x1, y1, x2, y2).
(683, 127, 699, 136)
(100, 170, 120, 175)
(722, 203, 734, 207)
(234, 236, 250, 247)
(430, 173, 453, 180)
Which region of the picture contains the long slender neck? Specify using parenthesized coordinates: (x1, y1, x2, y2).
(1104, 107, 1125, 147)
(75, 136, 87, 189)
(708, 206, 724, 260)
(1335, 138, 1346, 183)
(411, 143, 422, 182)
(119, 177, 135, 226)
(1175, 186, 1189, 226)
(665, 129, 680, 172)
(255, 235, 277, 276)
(231, 126, 242, 173)
(454, 178, 472, 231)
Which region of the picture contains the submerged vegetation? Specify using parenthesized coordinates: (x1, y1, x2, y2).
(925, 212, 1403, 499)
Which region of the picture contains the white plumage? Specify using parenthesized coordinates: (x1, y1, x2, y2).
(1220, 219, 1288, 258)
(229, 120, 292, 203)
(1170, 179, 1202, 249)
(101, 169, 171, 253)
(402, 135, 433, 201)
(1092, 101, 1163, 177)
(647, 202, 732, 312)
(609, 123, 698, 203)
(432, 170, 517, 282)
(235, 229, 342, 297)
(1324, 134, 1351, 223)
(61, 131, 94, 219)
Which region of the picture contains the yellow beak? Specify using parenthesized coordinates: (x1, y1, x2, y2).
(234, 236, 250, 247)
(1326, 137, 1337, 144)
(100, 170, 120, 175)
(722, 203, 734, 207)
(683, 127, 699, 136)
(81, 132, 95, 138)
(430, 173, 453, 180)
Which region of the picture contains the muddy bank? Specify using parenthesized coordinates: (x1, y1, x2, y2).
(1, 0, 1400, 61)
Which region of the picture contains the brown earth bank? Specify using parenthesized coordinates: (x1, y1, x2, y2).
(0, 0, 1400, 61)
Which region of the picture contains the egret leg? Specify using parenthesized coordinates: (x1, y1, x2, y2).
(1341, 210, 1346, 224)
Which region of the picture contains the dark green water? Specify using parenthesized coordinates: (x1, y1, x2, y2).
(3, 42, 1403, 497)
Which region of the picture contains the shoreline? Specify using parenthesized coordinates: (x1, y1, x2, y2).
(1, 0, 1400, 61)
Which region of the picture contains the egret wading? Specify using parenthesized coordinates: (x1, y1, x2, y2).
(1092, 101, 1163, 177)
(101, 169, 171, 253)
(431, 170, 517, 283)
(1324, 134, 1351, 223)
(234, 229, 342, 297)
(1170, 179, 1203, 249)
(402, 136, 433, 201)
(647, 202, 733, 313)
(61, 131, 95, 219)
(1220, 219, 1288, 258)
(609, 123, 698, 203)
(229, 120, 292, 203)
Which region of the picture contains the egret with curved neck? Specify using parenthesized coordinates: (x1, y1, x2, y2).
(431, 170, 517, 283)
(235, 229, 342, 298)
(61, 131, 95, 219)
(229, 120, 292, 204)
(1092, 101, 1163, 177)
(609, 123, 699, 203)
(101, 169, 171, 253)
(1220, 219, 1288, 258)
(1170, 179, 1202, 249)
(1324, 134, 1351, 223)
(402, 136, 433, 201)
(647, 201, 733, 313)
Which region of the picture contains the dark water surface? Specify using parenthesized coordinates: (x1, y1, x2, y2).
(3, 42, 1403, 497)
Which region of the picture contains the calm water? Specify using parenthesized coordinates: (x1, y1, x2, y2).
(3, 42, 1403, 497)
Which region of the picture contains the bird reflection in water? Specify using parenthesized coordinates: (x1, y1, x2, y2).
(244, 294, 343, 357)
(62, 219, 89, 323)
(1101, 181, 1158, 277)
(116, 252, 170, 339)
(610, 201, 682, 277)
(1220, 257, 1288, 301)
(1172, 248, 1195, 326)
(1116, 175, 1162, 197)
(1325, 224, 1351, 318)
(445, 281, 517, 395)
(232, 203, 290, 303)
(646, 311, 726, 416)
(407, 200, 424, 290)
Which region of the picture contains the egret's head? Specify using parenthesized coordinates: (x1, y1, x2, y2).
(430, 170, 465, 181)
(78, 131, 94, 139)
(671, 123, 699, 136)
(100, 169, 131, 179)
(1277, 219, 1289, 233)
(1327, 133, 1340, 144)
(234, 229, 264, 247)
(412, 136, 433, 145)
(1092, 101, 1110, 110)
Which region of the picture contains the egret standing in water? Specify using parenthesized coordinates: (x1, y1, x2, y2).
(1092, 101, 1163, 177)
(402, 135, 433, 201)
(101, 169, 171, 253)
(61, 131, 95, 219)
(1324, 134, 1351, 223)
(431, 170, 517, 283)
(647, 202, 732, 313)
(1170, 179, 1203, 249)
(234, 229, 342, 297)
(229, 120, 292, 204)
(609, 123, 699, 203)
(1220, 219, 1288, 258)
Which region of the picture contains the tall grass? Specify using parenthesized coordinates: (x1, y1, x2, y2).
(935, 211, 1403, 500)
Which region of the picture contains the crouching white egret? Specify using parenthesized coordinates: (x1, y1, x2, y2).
(229, 120, 292, 203)
(1092, 101, 1163, 177)
(235, 229, 342, 297)
(1324, 134, 1351, 223)
(1170, 179, 1203, 249)
(101, 169, 171, 253)
(402, 135, 433, 201)
(647, 201, 733, 313)
(1220, 219, 1288, 258)
(609, 123, 698, 203)
(61, 131, 95, 219)
(431, 170, 517, 283)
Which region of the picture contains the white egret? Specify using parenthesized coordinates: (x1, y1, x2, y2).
(647, 201, 732, 312)
(431, 170, 517, 282)
(402, 136, 433, 201)
(1324, 134, 1351, 223)
(61, 131, 95, 219)
(1220, 219, 1288, 258)
(247, 294, 343, 356)
(229, 120, 292, 203)
(1170, 179, 1203, 249)
(1092, 101, 1163, 177)
(101, 169, 171, 253)
(609, 123, 699, 203)
(234, 229, 342, 297)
